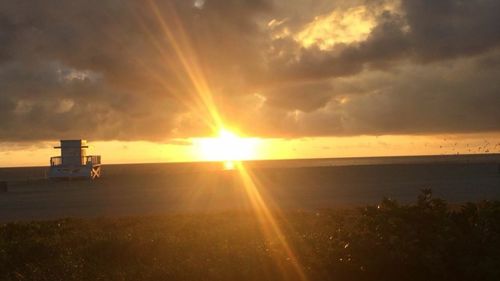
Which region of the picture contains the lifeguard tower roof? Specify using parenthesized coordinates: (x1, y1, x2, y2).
(49, 139, 101, 179)
(54, 139, 88, 149)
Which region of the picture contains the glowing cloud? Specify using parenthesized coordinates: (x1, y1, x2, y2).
(193, 0, 205, 9)
(296, 6, 376, 50)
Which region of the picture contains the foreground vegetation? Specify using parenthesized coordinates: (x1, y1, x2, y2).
(1, 190, 499, 281)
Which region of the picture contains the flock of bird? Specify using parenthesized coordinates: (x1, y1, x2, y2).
(437, 138, 500, 155)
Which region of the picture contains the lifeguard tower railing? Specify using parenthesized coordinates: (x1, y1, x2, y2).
(50, 156, 101, 167)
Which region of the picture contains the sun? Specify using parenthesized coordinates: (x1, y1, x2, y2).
(194, 129, 260, 163)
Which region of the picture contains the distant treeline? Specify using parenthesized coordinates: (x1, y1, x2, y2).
(1, 189, 499, 281)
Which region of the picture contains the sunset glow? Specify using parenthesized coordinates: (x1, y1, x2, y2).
(0, 0, 498, 167)
(2, 1, 500, 280)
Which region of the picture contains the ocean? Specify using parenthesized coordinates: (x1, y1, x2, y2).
(0, 154, 499, 221)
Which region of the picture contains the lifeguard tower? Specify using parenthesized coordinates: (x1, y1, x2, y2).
(49, 140, 101, 179)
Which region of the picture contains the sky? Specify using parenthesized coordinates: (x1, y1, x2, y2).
(0, 0, 500, 166)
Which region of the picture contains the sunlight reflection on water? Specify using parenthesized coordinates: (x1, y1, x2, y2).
(223, 161, 235, 170)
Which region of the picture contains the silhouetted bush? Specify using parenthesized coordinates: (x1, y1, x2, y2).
(345, 189, 500, 281)
(0, 190, 499, 281)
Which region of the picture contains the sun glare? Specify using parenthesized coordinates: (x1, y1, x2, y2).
(194, 129, 260, 162)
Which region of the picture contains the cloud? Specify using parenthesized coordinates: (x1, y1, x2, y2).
(0, 0, 270, 141)
(250, 50, 500, 137)
(269, 0, 500, 80)
(0, 0, 499, 142)
(402, 0, 500, 61)
(262, 81, 334, 112)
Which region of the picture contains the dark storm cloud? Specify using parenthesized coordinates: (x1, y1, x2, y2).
(253, 51, 500, 137)
(0, 0, 271, 141)
(264, 81, 334, 112)
(403, 0, 500, 61)
(345, 59, 500, 135)
(0, 0, 499, 141)
(272, 0, 500, 81)
(255, 0, 500, 136)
